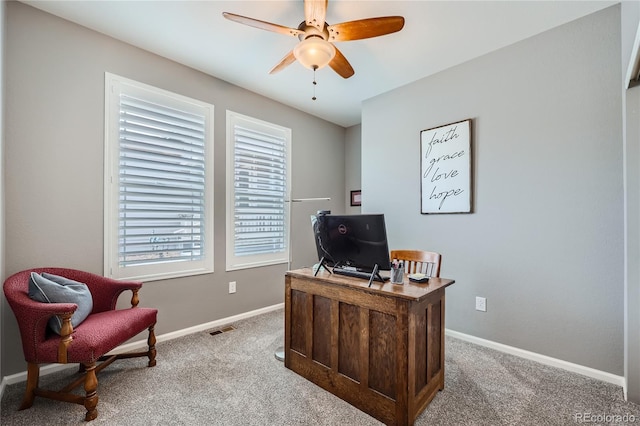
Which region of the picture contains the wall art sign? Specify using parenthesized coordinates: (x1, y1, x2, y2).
(420, 119, 472, 214)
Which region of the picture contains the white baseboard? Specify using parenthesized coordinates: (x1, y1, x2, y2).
(1, 302, 284, 390)
(2, 307, 623, 401)
(3, 363, 77, 387)
(0, 376, 6, 399)
(120, 302, 284, 351)
(446, 328, 626, 388)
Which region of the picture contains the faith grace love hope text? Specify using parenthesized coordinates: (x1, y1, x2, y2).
(423, 126, 465, 210)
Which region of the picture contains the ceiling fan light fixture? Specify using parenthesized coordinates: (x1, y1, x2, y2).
(294, 36, 336, 70)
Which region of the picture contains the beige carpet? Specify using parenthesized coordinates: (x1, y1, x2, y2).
(1, 308, 639, 425)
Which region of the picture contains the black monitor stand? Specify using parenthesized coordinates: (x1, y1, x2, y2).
(367, 264, 384, 287)
(314, 256, 333, 276)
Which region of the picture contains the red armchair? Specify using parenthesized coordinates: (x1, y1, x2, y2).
(3, 267, 158, 422)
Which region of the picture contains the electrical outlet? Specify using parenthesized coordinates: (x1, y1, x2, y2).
(229, 281, 237, 294)
(475, 296, 487, 312)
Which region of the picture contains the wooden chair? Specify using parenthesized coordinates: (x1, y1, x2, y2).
(3, 267, 158, 422)
(390, 250, 441, 277)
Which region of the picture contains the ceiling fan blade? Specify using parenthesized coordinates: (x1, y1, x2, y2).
(304, 0, 327, 32)
(327, 16, 405, 42)
(329, 47, 355, 79)
(223, 12, 304, 37)
(269, 51, 297, 74)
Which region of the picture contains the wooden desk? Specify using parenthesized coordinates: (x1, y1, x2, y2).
(284, 268, 455, 426)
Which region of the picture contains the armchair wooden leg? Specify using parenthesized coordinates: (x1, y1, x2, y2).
(19, 362, 39, 410)
(82, 362, 99, 421)
(147, 324, 157, 367)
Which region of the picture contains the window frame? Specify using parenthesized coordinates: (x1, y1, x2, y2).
(104, 72, 214, 281)
(225, 110, 292, 271)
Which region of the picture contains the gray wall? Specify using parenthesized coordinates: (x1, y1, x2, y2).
(362, 6, 624, 375)
(345, 124, 362, 214)
(625, 84, 640, 402)
(622, 0, 640, 83)
(622, 0, 640, 402)
(1, 2, 345, 376)
(0, 0, 5, 384)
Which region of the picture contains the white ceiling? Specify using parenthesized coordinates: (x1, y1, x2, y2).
(22, 0, 616, 127)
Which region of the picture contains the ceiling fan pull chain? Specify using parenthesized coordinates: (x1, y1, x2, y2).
(312, 65, 318, 101)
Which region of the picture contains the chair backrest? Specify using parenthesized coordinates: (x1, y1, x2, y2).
(3, 268, 92, 362)
(390, 250, 441, 277)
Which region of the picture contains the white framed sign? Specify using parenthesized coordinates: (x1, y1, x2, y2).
(420, 119, 472, 214)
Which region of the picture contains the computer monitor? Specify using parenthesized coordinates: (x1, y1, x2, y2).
(310, 212, 334, 267)
(311, 213, 391, 272)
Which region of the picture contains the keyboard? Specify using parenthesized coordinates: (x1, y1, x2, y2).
(332, 267, 389, 282)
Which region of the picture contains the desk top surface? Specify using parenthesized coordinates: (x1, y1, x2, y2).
(286, 267, 455, 301)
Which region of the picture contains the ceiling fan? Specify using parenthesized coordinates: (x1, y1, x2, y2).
(223, 0, 405, 79)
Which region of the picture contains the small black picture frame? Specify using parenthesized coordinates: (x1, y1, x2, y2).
(350, 190, 361, 206)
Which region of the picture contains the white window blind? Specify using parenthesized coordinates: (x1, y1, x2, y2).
(119, 95, 205, 265)
(105, 73, 214, 281)
(226, 111, 291, 270)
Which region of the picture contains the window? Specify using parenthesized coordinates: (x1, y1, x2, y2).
(226, 111, 291, 271)
(104, 73, 214, 281)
